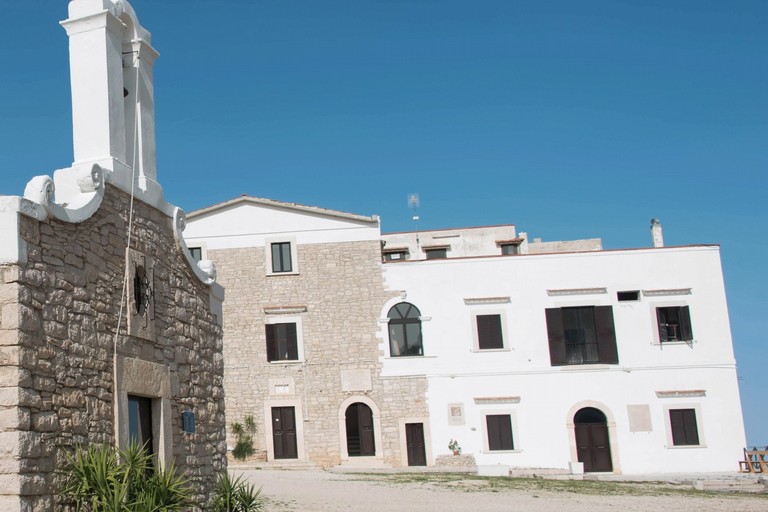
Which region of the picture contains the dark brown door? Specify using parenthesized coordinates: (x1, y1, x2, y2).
(346, 403, 375, 456)
(272, 407, 297, 459)
(574, 407, 612, 472)
(405, 423, 426, 466)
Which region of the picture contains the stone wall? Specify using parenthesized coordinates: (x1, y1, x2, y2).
(0, 184, 226, 511)
(211, 239, 428, 468)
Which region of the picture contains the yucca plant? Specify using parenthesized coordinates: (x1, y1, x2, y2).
(210, 472, 265, 512)
(60, 443, 192, 512)
(231, 415, 257, 461)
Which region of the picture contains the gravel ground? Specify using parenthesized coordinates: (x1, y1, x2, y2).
(239, 469, 768, 512)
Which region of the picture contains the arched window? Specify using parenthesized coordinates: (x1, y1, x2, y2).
(388, 302, 423, 356)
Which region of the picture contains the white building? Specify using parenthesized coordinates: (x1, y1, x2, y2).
(380, 224, 745, 474)
(187, 198, 746, 474)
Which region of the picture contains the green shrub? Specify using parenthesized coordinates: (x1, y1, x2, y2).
(60, 443, 192, 512)
(210, 472, 265, 512)
(231, 415, 257, 461)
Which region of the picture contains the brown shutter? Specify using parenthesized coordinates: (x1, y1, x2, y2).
(486, 415, 514, 451)
(266, 324, 276, 362)
(682, 409, 699, 445)
(286, 323, 299, 360)
(545, 308, 567, 366)
(670, 409, 699, 445)
(655, 307, 667, 342)
(477, 314, 503, 349)
(679, 306, 693, 341)
(594, 306, 618, 364)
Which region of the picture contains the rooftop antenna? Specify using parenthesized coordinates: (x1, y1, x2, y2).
(408, 193, 420, 250)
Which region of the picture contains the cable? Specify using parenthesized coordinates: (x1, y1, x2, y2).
(112, 56, 141, 423)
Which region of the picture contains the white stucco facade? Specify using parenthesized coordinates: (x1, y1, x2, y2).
(380, 245, 745, 473)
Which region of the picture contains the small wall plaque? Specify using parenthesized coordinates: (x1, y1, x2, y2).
(182, 411, 196, 434)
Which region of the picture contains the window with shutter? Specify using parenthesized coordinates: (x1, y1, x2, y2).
(266, 323, 299, 362)
(669, 408, 700, 446)
(656, 306, 693, 342)
(545, 306, 618, 366)
(486, 414, 514, 451)
(476, 314, 504, 350)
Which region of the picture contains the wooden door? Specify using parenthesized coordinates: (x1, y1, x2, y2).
(405, 423, 426, 466)
(575, 423, 612, 472)
(272, 407, 297, 459)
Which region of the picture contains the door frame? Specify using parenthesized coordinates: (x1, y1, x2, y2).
(398, 417, 432, 467)
(264, 398, 306, 461)
(338, 396, 383, 464)
(566, 401, 620, 473)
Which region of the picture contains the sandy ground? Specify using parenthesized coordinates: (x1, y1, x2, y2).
(240, 469, 768, 512)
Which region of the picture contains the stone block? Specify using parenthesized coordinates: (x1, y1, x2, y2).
(0, 347, 19, 366)
(0, 495, 21, 512)
(569, 461, 584, 475)
(1, 305, 20, 331)
(0, 388, 18, 407)
(30, 412, 59, 433)
(0, 407, 20, 430)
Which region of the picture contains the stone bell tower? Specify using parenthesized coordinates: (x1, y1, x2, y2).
(60, 0, 161, 198)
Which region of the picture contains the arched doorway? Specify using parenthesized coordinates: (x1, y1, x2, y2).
(346, 403, 375, 456)
(574, 407, 613, 472)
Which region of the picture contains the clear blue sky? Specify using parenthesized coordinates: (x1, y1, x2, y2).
(0, 1, 765, 445)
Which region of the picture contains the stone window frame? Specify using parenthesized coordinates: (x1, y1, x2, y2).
(479, 408, 521, 454)
(265, 237, 299, 276)
(187, 241, 207, 263)
(265, 315, 305, 363)
(470, 309, 510, 352)
(126, 248, 155, 341)
(663, 403, 706, 449)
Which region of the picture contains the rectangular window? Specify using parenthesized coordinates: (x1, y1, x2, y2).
(425, 248, 447, 260)
(188, 247, 202, 262)
(271, 242, 293, 273)
(617, 290, 639, 302)
(266, 323, 299, 361)
(486, 414, 514, 451)
(545, 306, 618, 366)
(669, 408, 700, 446)
(656, 306, 693, 342)
(500, 243, 519, 256)
(476, 314, 504, 350)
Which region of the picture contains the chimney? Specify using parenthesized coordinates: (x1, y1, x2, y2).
(650, 218, 664, 247)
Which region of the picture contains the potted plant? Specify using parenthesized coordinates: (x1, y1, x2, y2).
(448, 439, 461, 455)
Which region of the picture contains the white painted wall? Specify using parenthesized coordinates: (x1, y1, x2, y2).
(185, 201, 381, 250)
(380, 245, 745, 473)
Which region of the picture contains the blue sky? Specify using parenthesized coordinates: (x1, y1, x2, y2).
(0, 1, 765, 444)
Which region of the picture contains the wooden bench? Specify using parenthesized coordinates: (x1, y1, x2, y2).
(739, 447, 768, 473)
